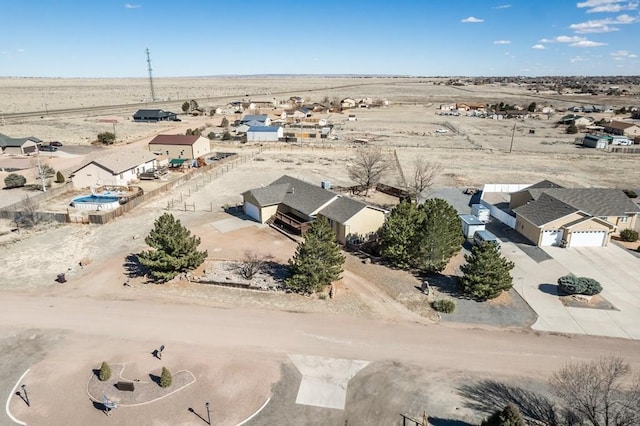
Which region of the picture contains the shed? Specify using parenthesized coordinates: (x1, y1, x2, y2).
(246, 126, 283, 142)
(460, 214, 486, 239)
(582, 134, 608, 149)
(471, 204, 490, 223)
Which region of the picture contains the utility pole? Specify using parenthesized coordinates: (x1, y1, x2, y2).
(508, 121, 516, 153)
(146, 48, 156, 102)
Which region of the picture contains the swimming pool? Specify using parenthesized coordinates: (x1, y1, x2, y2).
(71, 195, 121, 211)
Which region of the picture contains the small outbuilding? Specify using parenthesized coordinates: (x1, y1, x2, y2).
(246, 126, 283, 142)
(471, 204, 490, 222)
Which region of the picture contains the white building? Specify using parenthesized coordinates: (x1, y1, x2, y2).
(246, 126, 283, 142)
(70, 148, 157, 189)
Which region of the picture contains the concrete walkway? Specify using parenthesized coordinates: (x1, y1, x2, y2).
(502, 242, 640, 339)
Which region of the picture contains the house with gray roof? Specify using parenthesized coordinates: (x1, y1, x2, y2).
(132, 109, 178, 122)
(242, 175, 386, 244)
(0, 133, 41, 155)
(70, 148, 157, 189)
(510, 181, 639, 247)
(240, 114, 270, 127)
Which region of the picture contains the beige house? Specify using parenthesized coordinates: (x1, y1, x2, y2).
(148, 134, 210, 160)
(70, 148, 157, 189)
(604, 120, 640, 138)
(242, 175, 387, 244)
(0, 133, 41, 155)
(511, 181, 639, 247)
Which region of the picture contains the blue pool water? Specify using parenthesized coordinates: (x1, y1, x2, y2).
(72, 195, 120, 204)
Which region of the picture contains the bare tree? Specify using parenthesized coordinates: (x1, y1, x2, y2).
(348, 147, 390, 196)
(407, 158, 442, 202)
(550, 356, 640, 426)
(237, 251, 273, 280)
(17, 195, 40, 227)
(31, 158, 55, 191)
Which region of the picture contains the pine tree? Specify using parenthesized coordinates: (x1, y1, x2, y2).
(412, 198, 463, 272)
(481, 403, 525, 426)
(286, 217, 345, 294)
(137, 213, 208, 282)
(220, 116, 229, 128)
(99, 361, 111, 381)
(379, 201, 422, 268)
(159, 366, 172, 388)
(55, 170, 65, 183)
(460, 242, 515, 301)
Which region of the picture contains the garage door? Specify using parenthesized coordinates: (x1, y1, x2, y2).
(541, 230, 563, 246)
(244, 202, 261, 222)
(569, 230, 606, 247)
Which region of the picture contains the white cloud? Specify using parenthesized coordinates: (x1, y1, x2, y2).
(576, 0, 638, 14)
(614, 13, 639, 22)
(531, 44, 546, 49)
(16, 48, 24, 53)
(611, 50, 637, 58)
(569, 14, 639, 33)
(493, 40, 511, 44)
(124, 3, 141, 8)
(570, 56, 588, 62)
(461, 16, 484, 23)
(540, 35, 585, 43)
(570, 40, 607, 47)
(494, 4, 511, 8)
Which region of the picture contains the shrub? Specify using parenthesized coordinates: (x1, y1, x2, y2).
(55, 171, 65, 183)
(97, 132, 116, 145)
(207, 132, 216, 140)
(159, 366, 172, 388)
(622, 189, 637, 199)
(557, 273, 602, 296)
(620, 228, 638, 242)
(99, 361, 111, 381)
(4, 173, 26, 188)
(566, 123, 578, 134)
(432, 299, 456, 314)
(221, 131, 232, 141)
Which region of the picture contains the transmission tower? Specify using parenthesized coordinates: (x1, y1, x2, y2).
(146, 48, 156, 102)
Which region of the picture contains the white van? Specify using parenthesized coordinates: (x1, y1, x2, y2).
(473, 230, 499, 247)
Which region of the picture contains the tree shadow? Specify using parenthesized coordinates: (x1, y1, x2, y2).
(538, 283, 560, 296)
(92, 369, 101, 379)
(123, 254, 146, 279)
(149, 373, 161, 386)
(428, 417, 474, 426)
(458, 380, 560, 426)
(91, 400, 109, 415)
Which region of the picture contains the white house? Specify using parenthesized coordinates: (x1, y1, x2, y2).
(70, 148, 157, 189)
(341, 98, 357, 109)
(246, 126, 283, 142)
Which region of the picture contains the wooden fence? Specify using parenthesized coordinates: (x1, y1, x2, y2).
(608, 146, 640, 154)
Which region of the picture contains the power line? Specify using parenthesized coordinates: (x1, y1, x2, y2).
(146, 48, 156, 102)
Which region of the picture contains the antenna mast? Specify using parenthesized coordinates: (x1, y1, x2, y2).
(146, 48, 156, 102)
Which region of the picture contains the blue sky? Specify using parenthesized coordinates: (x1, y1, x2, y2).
(1, 0, 639, 77)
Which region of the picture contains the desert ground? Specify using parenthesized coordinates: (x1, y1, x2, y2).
(1, 77, 640, 425)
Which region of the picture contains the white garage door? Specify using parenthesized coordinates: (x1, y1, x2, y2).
(541, 230, 563, 246)
(569, 230, 606, 247)
(244, 202, 261, 222)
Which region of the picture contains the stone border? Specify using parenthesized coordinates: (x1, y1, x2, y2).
(86, 363, 196, 407)
(5, 368, 30, 425)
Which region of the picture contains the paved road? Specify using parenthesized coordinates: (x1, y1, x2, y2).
(1, 292, 638, 377)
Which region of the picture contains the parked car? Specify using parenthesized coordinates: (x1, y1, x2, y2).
(49, 141, 63, 147)
(39, 145, 57, 152)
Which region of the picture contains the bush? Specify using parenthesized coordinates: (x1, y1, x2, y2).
(432, 299, 456, 314)
(620, 228, 638, 242)
(221, 131, 232, 141)
(566, 123, 578, 134)
(622, 189, 637, 199)
(99, 361, 111, 381)
(557, 273, 602, 295)
(97, 131, 116, 145)
(159, 366, 172, 388)
(55, 171, 65, 183)
(4, 173, 26, 188)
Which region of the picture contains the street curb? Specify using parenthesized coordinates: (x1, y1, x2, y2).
(5, 368, 30, 425)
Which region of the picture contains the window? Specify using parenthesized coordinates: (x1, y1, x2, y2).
(620, 216, 628, 223)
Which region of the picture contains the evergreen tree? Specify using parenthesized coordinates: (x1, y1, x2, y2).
(481, 403, 525, 426)
(566, 123, 578, 134)
(137, 213, 208, 282)
(220, 116, 229, 128)
(181, 101, 190, 114)
(159, 366, 172, 388)
(55, 170, 65, 183)
(412, 198, 463, 272)
(99, 361, 111, 381)
(286, 217, 345, 294)
(4, 173, 26, 188)
(379, 201, 422, 268)
(461, 243, 515, 301)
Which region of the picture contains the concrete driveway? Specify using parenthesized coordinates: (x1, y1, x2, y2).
(501, 242, 640, 339)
